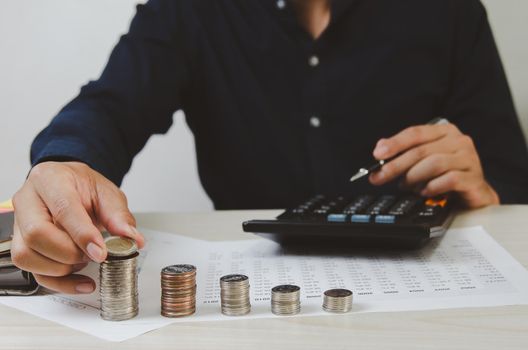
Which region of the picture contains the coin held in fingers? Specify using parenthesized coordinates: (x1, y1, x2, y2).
(104, 236, 138, 257)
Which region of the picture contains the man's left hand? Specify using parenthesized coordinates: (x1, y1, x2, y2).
(369, 122, 499, 208)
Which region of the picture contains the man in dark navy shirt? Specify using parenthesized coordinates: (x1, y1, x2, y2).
(11, 0, 528, 294)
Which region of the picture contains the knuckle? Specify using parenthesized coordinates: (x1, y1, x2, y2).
(460, 135, 475, 148)
(11, 246, 30, 270)
(413, 145, 428, 159)
(425, 184, 440, 196)
(402, 173, 415, 186)
(28, 162, 50, 180)
(384, 139, 397, 152)
(54, 264, 73, 277)
(12, 190, 22, 209)
(53, 197, 71, 221)
(32, 274, 45, 285)
(446, 172, 460, 187)
(68, 225, 91, 244)
(64, 249, 85, 265)
(383, 162, 397, 177)
(445, 123, 459, 134)
(408, 126, 423, 141)
(116, 188, 129, 204)
(21, 222, 44, 246)
(121, 211, 136, 226)
(32, 274, 53, 290)
(431, 154, 448, 173)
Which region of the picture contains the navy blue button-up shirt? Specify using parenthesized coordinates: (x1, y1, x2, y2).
(31, 0, 528, 208)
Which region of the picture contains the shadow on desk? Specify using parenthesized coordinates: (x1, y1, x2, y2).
(277, 236, 444, 259)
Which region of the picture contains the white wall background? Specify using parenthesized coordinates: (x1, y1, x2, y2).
(1, 0, 527, 212)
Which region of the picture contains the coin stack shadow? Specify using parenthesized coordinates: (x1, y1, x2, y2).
(220, 274, 251, 316)
(322, 289, 353, 313)
(160, 264, 197, 317)
(100, 252, 139, 321)
(271, 285, 301, 315)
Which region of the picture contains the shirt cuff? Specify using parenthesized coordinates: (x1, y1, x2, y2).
(30, 137, 122, 185)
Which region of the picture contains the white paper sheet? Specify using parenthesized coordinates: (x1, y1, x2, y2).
(1, 226, 527, 342)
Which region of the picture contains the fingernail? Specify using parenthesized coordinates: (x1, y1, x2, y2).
(87, 242, 104, 262)
(75, 282, 95, 294)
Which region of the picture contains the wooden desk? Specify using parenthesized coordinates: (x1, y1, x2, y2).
(1, 206, 527, 349)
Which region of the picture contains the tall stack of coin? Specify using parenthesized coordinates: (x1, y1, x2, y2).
(100, 236, 139, 321)
(271, 285, 301, 316)
(160, 264, 197, 317)
(322, 289, 353, 313)
(220, 274, 251, 316)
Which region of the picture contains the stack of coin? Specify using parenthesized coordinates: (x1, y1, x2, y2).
(271, 285, 301, 316)
(220, 274, 251, 316)
(160, 264, 197, 317)
(322, 289, 353, 313)
(100, 236, 139, 321)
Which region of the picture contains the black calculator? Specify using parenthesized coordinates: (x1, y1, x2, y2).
(242, 193, 456, 248)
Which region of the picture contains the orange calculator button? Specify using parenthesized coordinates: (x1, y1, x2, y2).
(425, 197, 447, 208)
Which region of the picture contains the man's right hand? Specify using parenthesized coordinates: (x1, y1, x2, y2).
(11, 161, 144, 294)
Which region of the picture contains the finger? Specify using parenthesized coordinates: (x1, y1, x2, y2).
(370, 137, 459, 185)
(94, 179, 145, 248)
(402, 152, 471, 187)
(72, 262, 89, 272)
(11, 225, 76, 277)
(34, 273, 95, 294)
(29, 168, 106, 263)
(13, 185, 89, 265)
(373, 123, 460, 160)
(420, 170, 471, 197)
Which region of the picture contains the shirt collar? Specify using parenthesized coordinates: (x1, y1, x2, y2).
(264, 0, 357, 24)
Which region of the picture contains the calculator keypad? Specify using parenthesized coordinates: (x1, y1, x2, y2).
(282, 194, 449, 225)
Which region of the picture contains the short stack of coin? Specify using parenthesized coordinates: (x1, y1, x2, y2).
(160, 264, 197, 317)
(220, 274, 251, 316)
(100, 236, 139, 321)
(271, 285, 301, 316)
(322, 289, 353, 313)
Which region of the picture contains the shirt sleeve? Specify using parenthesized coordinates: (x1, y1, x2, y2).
(30, 0, 189, 185)
(444, 0, 528, 204)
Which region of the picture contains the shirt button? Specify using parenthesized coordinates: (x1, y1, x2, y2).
(309, 55, 320, 67)
(276, 0, 286, 10)
(310, 116, 321, 128)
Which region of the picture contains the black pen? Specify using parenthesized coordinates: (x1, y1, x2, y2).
(349, 117, 449, 183)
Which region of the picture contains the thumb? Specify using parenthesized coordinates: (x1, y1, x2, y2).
(95, 186, 145, 249)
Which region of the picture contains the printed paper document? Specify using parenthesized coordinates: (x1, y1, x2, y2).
(1, 226, 527, 342)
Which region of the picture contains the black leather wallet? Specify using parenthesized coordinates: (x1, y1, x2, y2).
(0, 256, 39, 296)
(0, 211, 39, 296)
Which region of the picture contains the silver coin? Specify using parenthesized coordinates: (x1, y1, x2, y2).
(272, 284, 300, 293)
(104, 236, 138, 257)
(324, 289, 353, 298)
(99, 252, 139, 321)
(162, 264, 196, 275)
(219, 274, 251, 316)
(220, 274, 248, 283)
(322, 288, 353, 313)
(271, 284, 301, 316)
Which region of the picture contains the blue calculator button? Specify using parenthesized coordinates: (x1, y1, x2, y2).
(327, 214, 347, 222)
(375, 215, 396, 224)
(351, 214, 371, 223)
